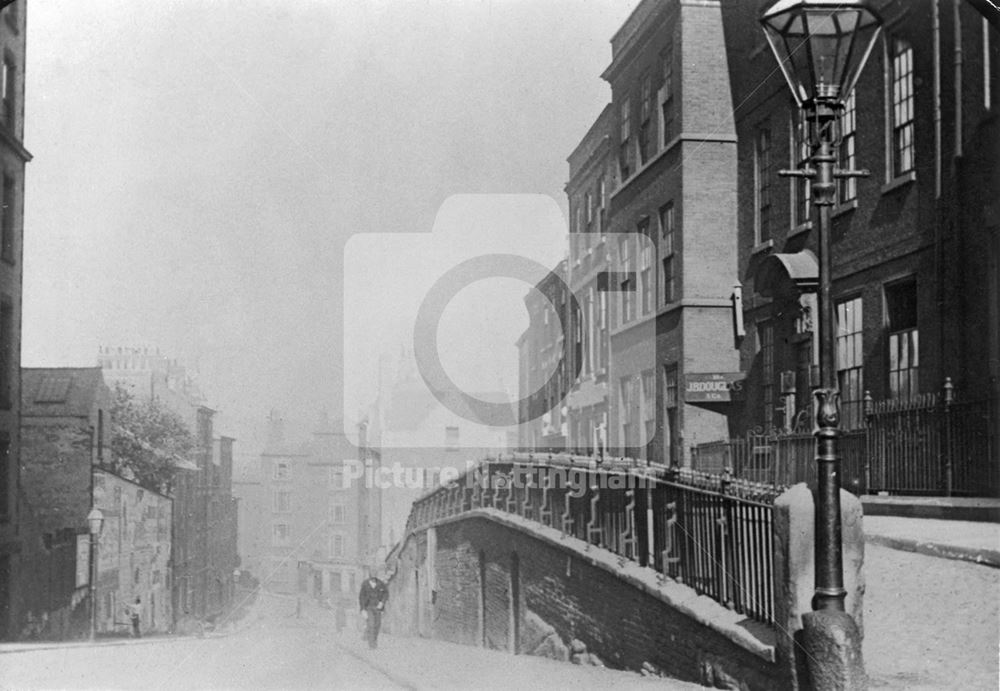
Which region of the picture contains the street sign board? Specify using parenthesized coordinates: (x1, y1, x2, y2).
(684, 372, 746, 403)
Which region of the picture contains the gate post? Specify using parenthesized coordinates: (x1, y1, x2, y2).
(943, 377, 954, 496)
(862, 391, 873, 494)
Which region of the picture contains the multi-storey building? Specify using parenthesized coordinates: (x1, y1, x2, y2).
(99, 346, 238, 627)
(516, 260, 571, 451)
(251, 412, 379, 603)
(0, 0, 29, 641)
(721, 0, 999, 450)
(565, 105, 614, 456)
(599, 0, 741, 461)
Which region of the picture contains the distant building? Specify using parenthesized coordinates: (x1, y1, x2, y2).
(232, 463, 264, 579)
(98, 345, 238, 628)
(171, 406, 239, 627)
(98, 344, 205, 417)
(0, 0, 30, 641)
(244, 411, 378, 603)
(371, 350, 511, 546)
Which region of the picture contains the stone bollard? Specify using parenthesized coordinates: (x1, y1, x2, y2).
(773, 483, 865, 690)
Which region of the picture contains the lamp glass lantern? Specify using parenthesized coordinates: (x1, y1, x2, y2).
(87, 507, 104, 536)
(761, 0, 882, 109)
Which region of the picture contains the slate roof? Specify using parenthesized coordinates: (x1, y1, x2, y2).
(21, 367, 106, 418)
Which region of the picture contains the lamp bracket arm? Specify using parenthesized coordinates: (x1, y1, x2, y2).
(778, 168, 816, 179)
(833, 168, 871, 179)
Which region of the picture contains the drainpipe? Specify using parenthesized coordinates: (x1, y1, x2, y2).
(934, 0, 942, 200)
(954, 0, 964, 158)
(934, 0, 945, 385)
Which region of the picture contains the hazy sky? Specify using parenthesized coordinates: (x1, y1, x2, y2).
(22, 0, 634, 457)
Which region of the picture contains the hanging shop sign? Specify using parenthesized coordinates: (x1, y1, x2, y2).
(684, 372, 746, 403)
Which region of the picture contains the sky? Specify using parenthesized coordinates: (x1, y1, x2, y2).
(22, 0, 635, 459)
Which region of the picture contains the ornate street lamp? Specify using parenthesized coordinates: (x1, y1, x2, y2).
(87, 507, 105, 642)
(760, 1, 881, 687)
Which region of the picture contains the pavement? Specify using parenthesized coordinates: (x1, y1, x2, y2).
(863, 514, 1000, 568)
(0, 593, 702, 690)
(862, 495, 1000, 523)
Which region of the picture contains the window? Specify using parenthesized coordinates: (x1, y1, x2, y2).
(273, 461, 289, 480)
(2, 174, 14, 262)
(272, 523, 290, 546)
(330, 533, 345, 559)
(792, 109, 811, 226)
(754, 126, 772, 244)
(329, 503, 346, 524)
(639, 228, 653, 316)
(836, 297, 864, 429)
(888, 38, 915, 177)
(759, 321, 775, 427)
(97, 410, 104, 461)
(445, 426, 460, 450)
(619, 376, 639, 449)
(639, 73, 654, 164)
(985, 18, 993, 109)
(662, 366, 678, 465)
(641, 370, 655, 454)
(619, 95, 632, 179)
(596, 176, 606, 232)
(272, 490, 291, 513)
(0, 435, 9, 519)
(583, 287, 594, 376)
(596, 290, 608, 372)
(329, 466, 344, 489)
(661, 42, 675, 145)
(659, 203, 676, 304)
(1, 57, 13, 129)
(0, 299, 10, 409)
(618, 235, 633, 325)
(839, 90, 857, 203)
(885, 280, 918, 399)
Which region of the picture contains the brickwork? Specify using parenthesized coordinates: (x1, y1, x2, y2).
(722, 0, 1000, 434)
(389, 513, 782, 689)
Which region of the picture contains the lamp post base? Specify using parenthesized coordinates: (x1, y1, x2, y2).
(802, 609, 867, 691)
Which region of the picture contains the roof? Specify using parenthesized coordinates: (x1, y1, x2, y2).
(21, 367, 107, 418)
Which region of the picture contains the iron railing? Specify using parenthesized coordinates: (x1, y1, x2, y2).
(692, 383, 998, 496)
(404, 455, 780, 625)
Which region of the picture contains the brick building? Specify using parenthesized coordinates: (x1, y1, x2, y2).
(560, 0, 742, 462)
(720, 0, 999, 445)
(564, 106, 613, 457)
(0, 0, 29, 641)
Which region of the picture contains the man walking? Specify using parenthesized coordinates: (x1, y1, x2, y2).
(358, 570, 388, 649)
(125, 597, 143, 638)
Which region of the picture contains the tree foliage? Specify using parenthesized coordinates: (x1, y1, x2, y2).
(109, 382, 195, 495)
